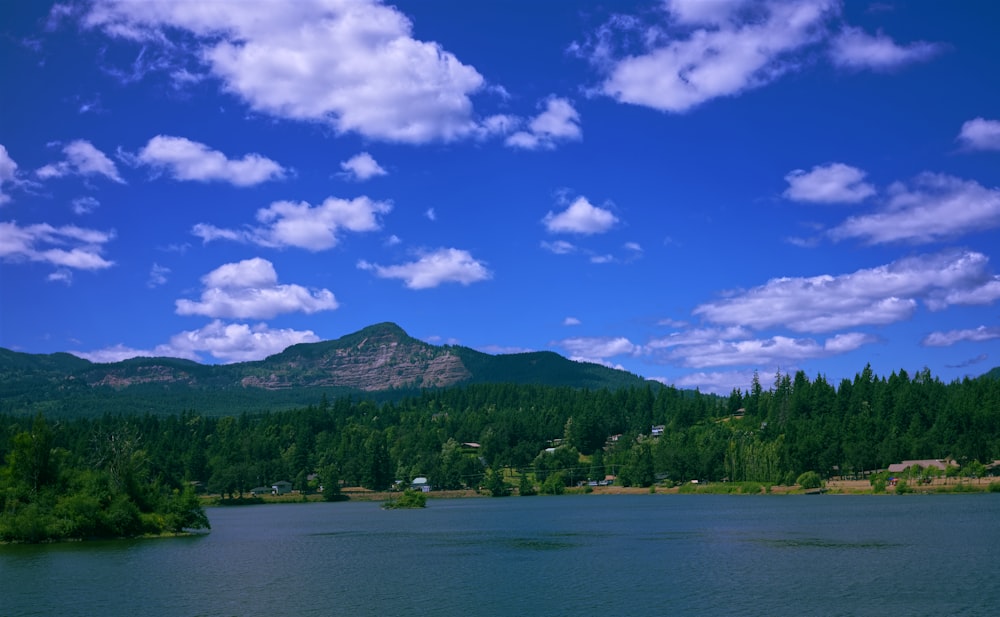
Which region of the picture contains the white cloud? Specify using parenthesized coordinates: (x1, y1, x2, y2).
(0, 220, 115, 271)
(664, 0, 749, 25)
(137, 135, 287, 186)
(556, 336, 639, 364)
(71, 196, 100, 215)
(76, 320, 321, 364)
(694, 250, 1000, 333)
(829, 173, 1000, 244)
(165, 320, 320, 362)
(830, 26, 941, 71)
(563, 317, 582, 326)
(669, 369, 759, 395)
(0, 144, 19, 204)
(922, 326, 1000, 347)
(36, 140, 124, 183)
(82, 0, 494, 144)
(147, 263, 170, 288)
(671, 333, 875, 368)
(783, 162, 876, 203)
(175, 257, 338, 319)
(339, 152, 387, 181)
(505, 97, 582, 150)
(647, 326, 753, 349)
(958, 117, 1000, 151)
(48, 269, 73, 285)
(541, 240, 577, 255)
(543, 196, 619, 235)
(594, 0, 835, 113)
(358, 247, 491, 289)
(193, 195, 392, 251)
(425, 208, 437, 221)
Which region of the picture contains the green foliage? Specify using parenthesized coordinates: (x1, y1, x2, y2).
(895, 480, 913, 495)
(988, 482, 1000, 493)
(383, 489, 426, 509)
(483, 467, 510, 497)
(540, 472, 566, 495)
(518, 473, 537, 496)
(0, 416, 209, 543)
(796, 471, 823, 490)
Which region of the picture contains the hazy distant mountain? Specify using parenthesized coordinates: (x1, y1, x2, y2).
(0, 322, 652, 416)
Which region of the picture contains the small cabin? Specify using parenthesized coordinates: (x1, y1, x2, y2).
(271, 480, 293, 495)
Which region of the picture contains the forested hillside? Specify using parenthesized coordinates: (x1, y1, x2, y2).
(3, 364, 999, 532)
(0, 323, 652, 418)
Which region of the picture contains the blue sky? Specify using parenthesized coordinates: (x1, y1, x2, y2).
(2, 1, 1000, 395)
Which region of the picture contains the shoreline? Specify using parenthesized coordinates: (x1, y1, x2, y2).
(201, 477, 999, 506)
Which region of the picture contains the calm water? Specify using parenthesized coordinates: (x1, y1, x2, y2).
(2, 494, 998, 617)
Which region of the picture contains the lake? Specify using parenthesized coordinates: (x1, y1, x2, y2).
(2, 494, 997, 617)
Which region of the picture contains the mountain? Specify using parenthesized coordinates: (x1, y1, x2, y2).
(0, 322, 653, 417)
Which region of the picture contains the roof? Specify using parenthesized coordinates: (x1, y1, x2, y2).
(887, 459, 955, 473)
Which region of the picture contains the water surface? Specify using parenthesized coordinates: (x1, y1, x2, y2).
(2, 494, 996, 616)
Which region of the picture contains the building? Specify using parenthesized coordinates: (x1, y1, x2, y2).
(271, 480, 293, 495)
(887, 459, 956, 474)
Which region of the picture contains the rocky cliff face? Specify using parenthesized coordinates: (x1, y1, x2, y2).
(239, 322, 472, 391)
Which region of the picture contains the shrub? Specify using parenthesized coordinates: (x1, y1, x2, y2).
(895, 480, 912, 495)
(383, 489, 426, 509)
(796, 471, 823, 490)
(988, 482, 1000, 493)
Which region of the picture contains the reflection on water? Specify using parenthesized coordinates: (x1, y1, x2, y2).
(3, 494, 998, 617)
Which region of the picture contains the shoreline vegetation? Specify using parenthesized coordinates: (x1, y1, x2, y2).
(201, 475, 1000, 507)
(4, 365, 1000, 542)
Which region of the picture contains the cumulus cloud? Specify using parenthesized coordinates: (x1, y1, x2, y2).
(0, 144, 19, 204)
(922, 326, 1000, 347)
(164, 320, 320, 362)
(958, 117, 1000, 151)
(670, 333, 876, 368)
(556, 335, 639, 364)
(828, 173, 1000, 244)
(77, 320, 320, 364)
(580, 1, 941, 113)
(175, 257, 338, 319)
(590, 0, 835, 113)
(36, 140, 124, 183)
(693, 250, 1000, 333)
(0, 220, 115, 271)
(505, 97, 582, 150)
(669, 369, 759, 396)
(339, 152, 387, 181)
(563, 317, 582, 326)
(137, 135, 287, 186)
(784, 162, 876, 203)
(543, 196, 618, 235)
(81, 0, 496, 143)
(358, 247, 491, 289)
(830, 26, 941, 70)
(192, 195, 392, 251)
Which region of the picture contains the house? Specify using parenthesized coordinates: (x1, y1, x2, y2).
(411, 477, 431, 492)
(651, 425, 665, 437)
(249, 486, 272, 496)
(271, 480, 293, 495)
(887, 459, 956, 474)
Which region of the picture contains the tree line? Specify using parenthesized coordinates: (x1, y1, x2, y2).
(3, 365, 999, 540)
